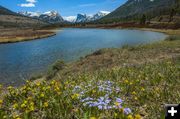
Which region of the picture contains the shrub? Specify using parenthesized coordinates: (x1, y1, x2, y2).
(165, 35, 180, 41)
(46, 60, 65, 80)
(92, 49, 105, 55)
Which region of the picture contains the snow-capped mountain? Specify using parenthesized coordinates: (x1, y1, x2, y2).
(74, 11, 110, 23)
(91, 11, 110, 21)
(63, 16, 76, 22)
(18, 11, 64, 23)
(75, 14, 88, 23)
(18, 11, 40, 18)
(39, 11, 64, 23)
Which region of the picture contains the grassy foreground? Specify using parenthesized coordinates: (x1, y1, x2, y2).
(0, 33, 180, 119)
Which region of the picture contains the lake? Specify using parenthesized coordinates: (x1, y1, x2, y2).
(0, 28, 167, 86)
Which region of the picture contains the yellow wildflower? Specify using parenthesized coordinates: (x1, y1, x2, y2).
(135, 114, 142, 119)
(65, 81, 69, 85)
(29, 105, 35, 111)
(141, 87, 145, 91)
(43, 102, 49, 108)
(7, 86, 13, 91)
(3, 115, 7, 119)
(42, 87, 46, 91)
(127, 115, 133, 119)
(57, 91, 62, 95)
(40, 93, 45, 98)
(114, 112, 118, 117)
(71, 93, 80, 99)
(13, 103, 18, 109)
(0, 99, 3, 108)
(51, 80, 56, 85)
(114, 102, 119, 106)
(92, 90, 96, 93)
(47, 86, 51, 90)
(36, 82, 41, 86)
(26, 80, 30, 83)
(16, 117, 21, 119)
(132, 91, 136, 95)
(12, 114, 20, 119)
(129, 82, 133, 85)
(134, 97, 138, 100)
(21, 103, 26, 108)
(124, 80, 129, 84)
(0, 99, 3, 104)
(90, 117, 97, 119)
(23, 100, 27, 104)
(54, 87, 60, 92)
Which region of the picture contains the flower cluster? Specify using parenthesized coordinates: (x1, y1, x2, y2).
(73, 80, 132, 115)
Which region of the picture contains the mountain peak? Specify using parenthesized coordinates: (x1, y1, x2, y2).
(43, 11, 59, 16)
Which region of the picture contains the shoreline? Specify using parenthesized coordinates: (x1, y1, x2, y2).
(0, 29, 57, 44)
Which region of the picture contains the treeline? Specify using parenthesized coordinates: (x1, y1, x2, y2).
(96, 0, 180, 24)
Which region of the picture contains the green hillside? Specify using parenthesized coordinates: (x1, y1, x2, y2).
(99, 0, 180, 23)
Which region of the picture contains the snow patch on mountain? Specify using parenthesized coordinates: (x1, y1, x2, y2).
(63, 16, 77, 22)
(18, 11, 64, 23)
(74, 11, 110, 23)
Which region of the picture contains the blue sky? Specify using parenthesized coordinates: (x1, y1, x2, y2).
(0, 0, 127, 17)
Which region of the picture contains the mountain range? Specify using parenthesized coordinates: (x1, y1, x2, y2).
(19, 11, 110, 23)
(18, 11, 64, 24)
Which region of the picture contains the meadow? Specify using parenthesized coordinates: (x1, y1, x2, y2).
(0, 33, 179, 119)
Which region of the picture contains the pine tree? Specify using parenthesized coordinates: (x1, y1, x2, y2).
(140, 14, 146, 24)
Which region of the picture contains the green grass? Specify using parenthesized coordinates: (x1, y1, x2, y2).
(0, 59, 179, 119)
(0, 37, 180, 119)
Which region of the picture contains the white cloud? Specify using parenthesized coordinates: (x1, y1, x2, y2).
(19, 3, 35, 7)
(79, 3, 96, 7)
(26, 0, 36, 3)
(18, 0, 37, 8)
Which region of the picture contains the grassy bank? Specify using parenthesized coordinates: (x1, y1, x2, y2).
(0, 29, 56, 44)
(0, 30, 180, 119)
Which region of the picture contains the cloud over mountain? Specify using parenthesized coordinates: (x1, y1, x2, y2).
(18, 0, 37, 7)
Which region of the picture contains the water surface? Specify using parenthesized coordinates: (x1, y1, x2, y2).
(0, 28, 167, 85)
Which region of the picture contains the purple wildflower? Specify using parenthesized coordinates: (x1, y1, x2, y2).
(124, 108, 132, 115)
(116, 98, 123, 104)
